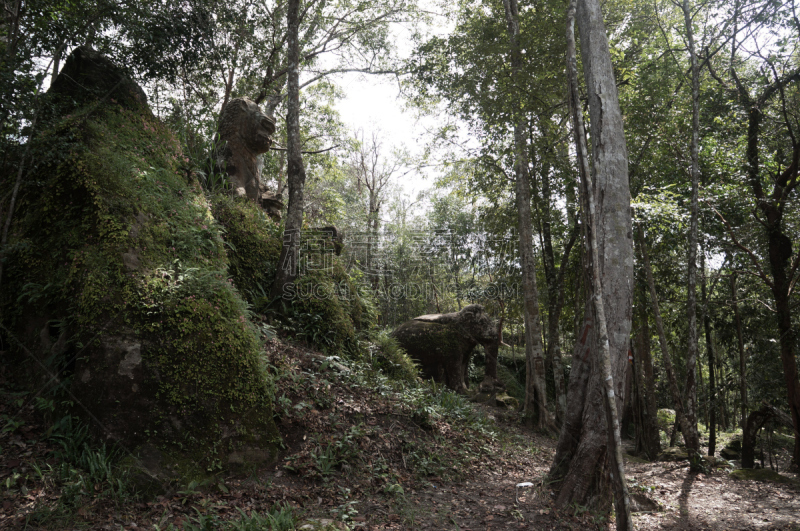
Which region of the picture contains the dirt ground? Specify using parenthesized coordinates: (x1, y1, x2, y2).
(2, 341, 800, 530)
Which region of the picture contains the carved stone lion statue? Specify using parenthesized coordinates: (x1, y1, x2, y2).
(216, 98, 283, 219)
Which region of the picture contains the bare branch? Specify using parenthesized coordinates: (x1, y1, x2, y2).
(706, 200, 773, 288)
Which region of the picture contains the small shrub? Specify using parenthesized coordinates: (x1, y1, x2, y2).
(370, 331, 419, 382)
(496, 364, 525, 401)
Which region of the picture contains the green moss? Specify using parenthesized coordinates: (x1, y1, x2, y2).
(371, 330, 419, 382)
(210, 194, 282, 302)
(285, 262, 374, 355)
(496, 364, 525, 402)
(657, 409, 676, 431)
(1, 102, 279, 468)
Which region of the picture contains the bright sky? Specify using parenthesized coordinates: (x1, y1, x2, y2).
(330, 17, 455, 201)
(334, 72, 436, 199)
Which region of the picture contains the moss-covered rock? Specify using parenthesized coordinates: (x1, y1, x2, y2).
(729, 468, 797, 484)
(210, 194, 282, 302)
(657, 409, 676, 431)
(657, 447, 689, 462)
(1, 50, 279, 473)
(284, 262, 373, 355)
(370, 330, 419, 383)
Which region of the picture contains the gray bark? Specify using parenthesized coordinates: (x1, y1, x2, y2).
(680, 0, 703, 465)
(633, 266, 661, 460)
(700, 246, 717, 455)
(731, 273, 748, 429)
(501, 0, 551, 430)
(549, 0, 633, 525)
(271, 0, 306, 299)
(638, 226, 695, 451)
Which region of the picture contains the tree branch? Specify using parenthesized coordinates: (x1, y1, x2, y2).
(706, 201, 773, 288)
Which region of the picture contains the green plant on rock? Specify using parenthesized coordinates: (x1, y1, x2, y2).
(211, 194, 283, 304)
(1, 99, 279, 470)
(282, 262, 375, 356)
(369, 330, 419, 382)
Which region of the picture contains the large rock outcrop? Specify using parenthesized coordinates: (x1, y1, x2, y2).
(1, 48, 279, 474)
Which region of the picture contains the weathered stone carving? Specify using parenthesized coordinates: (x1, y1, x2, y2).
(391, 304, 504, 393)
(216, 98, 283, 219)
(259, 187, 284, 222)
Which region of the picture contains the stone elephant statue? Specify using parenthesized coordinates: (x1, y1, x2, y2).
(391, 304, 506, 393)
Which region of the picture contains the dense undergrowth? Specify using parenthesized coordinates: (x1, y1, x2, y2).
(1, 329, 509, 529)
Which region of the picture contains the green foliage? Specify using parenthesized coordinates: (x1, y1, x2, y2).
(1, 100, 278, 466)
(154, 503, 300, 531)
(369, 330, 419, 383)
(400, 381, 493, 436)
(19, 417, 132, 526)
(280, 262, 374, 356)
(211, 194, 283, 303)
(496, 359, 525, 402)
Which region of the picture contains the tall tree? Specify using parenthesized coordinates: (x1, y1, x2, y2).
(633, 238, 661, 460)
(271, 0, 306, 299)
(348, 130, 402, 290)
(550, 0, 634, 523)
(679, 0, 703, 467)
(501, 0, 551, 430)
(730, 272, 748, 429)
(705, 1, 800, 466)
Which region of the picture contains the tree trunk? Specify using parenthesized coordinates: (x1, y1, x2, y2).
(502, 0, 550, 430)
(701, 248, 716, 455)
(767, 223, 800, 469)
(633, 270, 660, 460)
(550, 0, 633, 525)
(539, 160, 576, 426)
(731, 273, 747, 429)
(621, 358, 634, 438)
(51, 43, 63, 85)
(271, 0, 306, 300)
(742, 404, 794, 468)
(638, 226, 696, 451)
(680, 0, 703, 468)
(741, 90, 800, 468)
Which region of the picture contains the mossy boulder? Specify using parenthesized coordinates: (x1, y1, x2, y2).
(657, 409, 676, 431)
(283, 262, 373, 355)
(1, 49, 278, 472)
(210, 194, 282, 302)
(729, 468, 797, 484)
(657, 446, 689, 462)
(370, 331, 419, 383)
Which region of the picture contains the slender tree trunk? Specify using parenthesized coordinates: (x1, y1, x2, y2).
(680, 0, 703, 468)
(549, 229, 576, 425)
(719, 349, 729, 431)
(550, 1, 633, 525)
(540, 162, 575, 425)
(633, 261, 661, 460)
(271, 0, 306, 299)
(0, 111, 38, 297)
(741, 92, 800, 467)
(501, 0, 550, 430)
(701, 248, 716, 455)
(638, 226, 695, 451)
(621, 358, 634, 437)
(51, 43, 64, 85)
(767, 225, 800, 468)
(731, 273, 748, 429)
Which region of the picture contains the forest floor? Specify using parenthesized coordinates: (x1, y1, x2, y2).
(2, 339, 800, 531)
